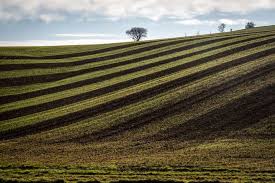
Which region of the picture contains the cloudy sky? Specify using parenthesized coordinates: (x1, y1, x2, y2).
(0, 0, 275, 46)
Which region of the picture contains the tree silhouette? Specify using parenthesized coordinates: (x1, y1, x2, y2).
(245, 22, 256, 29)
(126, 27, 147, 41)
(218, 23, 226, 33)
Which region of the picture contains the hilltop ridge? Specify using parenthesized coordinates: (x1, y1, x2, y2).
(0, 25, 274, 182)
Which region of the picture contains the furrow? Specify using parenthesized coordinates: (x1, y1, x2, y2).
(0, 34, 271, 87)
(0, 35, 240, 85)
(0, 37, 208, 71)
(0, 47, 274, 140)
(71, 63, 275, 142)
(1, 38, 274, 120)
(154, 85, 275, 141)
(1, 37, 274, 119)
(0, 34, 268, 104)
(0, 29, 273, 60)
(0, 41, 151, 60)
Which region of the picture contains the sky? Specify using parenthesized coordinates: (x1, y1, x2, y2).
(0, 0, 275, 46)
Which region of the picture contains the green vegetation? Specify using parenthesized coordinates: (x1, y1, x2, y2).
(0, 26, 274, 182)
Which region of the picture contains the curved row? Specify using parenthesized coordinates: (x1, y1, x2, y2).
(1, 37, 274, 119)
(0, 38, 234, 85)
(0, 47, 274, 140)
(0, 35, 253, 104)
(73, 63, 275, 142)
(1, 34, 272, 87)
(0, 37, 206, 71)
(0, 29, 273, 61)
(0, 41, 150, 60)
(2, 30, 275, 71)
(154, 84, 275, 141)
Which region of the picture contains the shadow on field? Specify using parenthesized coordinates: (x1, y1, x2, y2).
(72, 64, 275, 143)
(0, 48, 274, 142)
(155, 84, 275, 141)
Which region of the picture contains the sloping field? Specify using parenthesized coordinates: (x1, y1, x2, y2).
(0, 26, 275, 182)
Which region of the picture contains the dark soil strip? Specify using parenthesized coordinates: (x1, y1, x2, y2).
(0, 35, 268, 104)
(0, 48, 274, 140)
(0, 30, 273, 60)
(0, 37, 208, 71)
(3, 31, 271, 71)
(71, 63, 275, 143)
(1, 42, 275, 121)
(0, 41, 151, 60)
(0, 34, 272, 87)
(0, 36, 240, 85)
(154, 85, 275, 141)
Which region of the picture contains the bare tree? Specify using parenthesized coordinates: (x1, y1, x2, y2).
(218, 23, 226, 33)
(126, 27, 147, 41)
(245, 22, 256, 29)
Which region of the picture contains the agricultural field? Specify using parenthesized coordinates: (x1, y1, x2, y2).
(0, 26, 275, 182)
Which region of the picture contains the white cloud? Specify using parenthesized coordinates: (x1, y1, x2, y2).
(176, 18, 252, 26)
(0, 0, 275, 22)
(55, 33, 117, 38)
(39, 14, 65, 23)
(176, 19, 217, 25)
(218, 19, 250, 25)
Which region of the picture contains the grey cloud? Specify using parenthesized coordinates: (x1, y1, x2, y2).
(0, 0, 275, 22)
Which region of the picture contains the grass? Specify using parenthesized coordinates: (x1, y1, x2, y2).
(0, 36, 234, 78)
(1, 46, 274, 132)
(1, 42, 275, 130)
(0, 29, 264, 57)
(0, 33, 273, 96)
(0, 40, 146, 57)
(0, 163, 274, 182)
(1, 35, 274, 111)
(0, 25, 274, 182)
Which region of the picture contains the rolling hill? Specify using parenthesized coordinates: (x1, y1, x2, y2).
(0, 26, 274, 182)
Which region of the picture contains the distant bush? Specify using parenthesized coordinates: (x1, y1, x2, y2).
(245, 22, 256, 29)
(218, 23, 226, 33)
